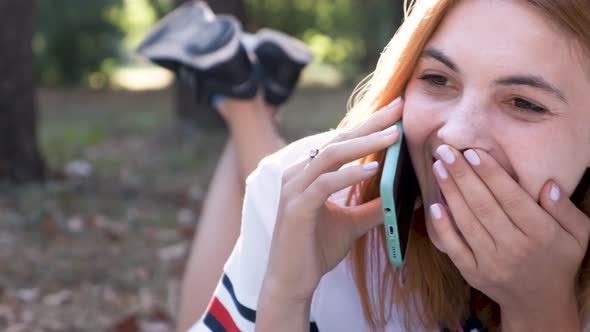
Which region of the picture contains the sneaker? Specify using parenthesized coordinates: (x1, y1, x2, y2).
(136, 1, 257, 100)
(136, 1, 214, 72)
(250, 28, 314, 105)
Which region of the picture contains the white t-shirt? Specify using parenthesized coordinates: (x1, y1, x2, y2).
(186, 129, 477, 332)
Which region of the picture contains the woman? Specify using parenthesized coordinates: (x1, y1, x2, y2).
(190, 0, 590, 331)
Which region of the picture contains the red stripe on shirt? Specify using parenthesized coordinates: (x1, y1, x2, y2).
(209, 296, 241, 332)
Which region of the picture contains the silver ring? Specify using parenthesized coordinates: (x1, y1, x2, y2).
(308, 148, 320, 160)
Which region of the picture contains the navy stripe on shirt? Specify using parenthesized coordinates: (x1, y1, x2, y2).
(203, 312, 225, 332)
(222, 274, 257, 322)
(215, 273, 321, 331)
(310, 322, 320, 332)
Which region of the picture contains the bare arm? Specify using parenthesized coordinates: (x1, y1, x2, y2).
(255, 282, 312, 332)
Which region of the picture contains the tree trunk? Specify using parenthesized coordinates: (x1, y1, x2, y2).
(173, 0, 247, 132)
(357, 0, 404, 70)
(0, 0, 45, 182)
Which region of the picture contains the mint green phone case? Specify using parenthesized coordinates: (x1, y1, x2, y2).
(380, 122, 404, 267)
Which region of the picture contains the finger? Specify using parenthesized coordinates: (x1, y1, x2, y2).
(282, 96, 401, 189)
(288, 125, 400, 194)
(468, 149, 552, 238)
(303, 161, 380, 210)
(284, 97, 402, 193)
(436, 145, 522, 245)
(539, 180, 590, 250)
(324, 96, 403, 147)
(429, 203, 477, 272)
(343, 197, 384, 239)
(282, 155, 313, 185)
(433, 160, 496, 256)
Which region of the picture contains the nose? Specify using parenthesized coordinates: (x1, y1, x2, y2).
(436, 101, 492, 152)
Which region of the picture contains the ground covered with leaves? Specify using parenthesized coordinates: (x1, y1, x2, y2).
(0, 87, 350, 332)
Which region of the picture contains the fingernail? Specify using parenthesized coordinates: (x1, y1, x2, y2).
(381, 124, 399, 136)
(363, 161, 379, 171)
(550, 182, 560, 201)
(430, 204, 442, 220)
(436, 145, 455, 164)
(434, 160, 448, 179)
(464, 149, 480, 166)
(386, 96, 402, 109)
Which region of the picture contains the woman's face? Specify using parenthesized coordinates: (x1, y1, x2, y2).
(403, 0, 590, 252)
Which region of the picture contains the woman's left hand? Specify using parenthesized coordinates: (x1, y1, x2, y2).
(430, 145, 590, 325)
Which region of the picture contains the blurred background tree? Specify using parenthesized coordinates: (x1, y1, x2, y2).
(0, 0, 46, 182)
(33, 0, 403, 89)
(246, 0, 403, 77)
(35, 0, 124, 87)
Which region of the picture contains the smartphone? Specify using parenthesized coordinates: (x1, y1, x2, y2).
(379, 121, 419, 267)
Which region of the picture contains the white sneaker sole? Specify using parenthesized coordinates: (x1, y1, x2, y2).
(138, 13, 243, 71)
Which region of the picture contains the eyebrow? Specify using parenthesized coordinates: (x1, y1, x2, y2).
(422, 48, 459, 72)
(421, 47, 567, 103)
(495, 75, 566, 103)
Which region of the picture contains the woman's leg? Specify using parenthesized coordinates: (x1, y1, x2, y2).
(177, 139, 243, 332)
(217, 95, 286, 179)
(177, 95, 286, 331)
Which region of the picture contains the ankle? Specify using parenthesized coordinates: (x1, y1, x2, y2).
(262, 104, 279, 124)
(217, 98, 258, 123)
(227, 107, 279, 141)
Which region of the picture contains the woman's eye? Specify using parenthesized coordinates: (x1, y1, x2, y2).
(512, 98, 547, 114)
(418, 74, 448, 87)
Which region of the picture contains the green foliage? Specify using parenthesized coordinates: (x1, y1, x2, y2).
(245, 0, 403, 77)
(144, 0, 175, 18)
(35, 0, 124, 87)
(106, 0, 165, 53)
(41, 125, 106, 166)
(34, 0, 402, 87)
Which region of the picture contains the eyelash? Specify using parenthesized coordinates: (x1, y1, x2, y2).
(511, 98, 547, 114)
(418, 74, 448, 87)
(417, 74, 548, 114)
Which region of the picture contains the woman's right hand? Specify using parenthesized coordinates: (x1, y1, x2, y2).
(260, 97, 404, 305)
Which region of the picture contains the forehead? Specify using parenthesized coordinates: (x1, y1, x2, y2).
(425, 0, 589, 95)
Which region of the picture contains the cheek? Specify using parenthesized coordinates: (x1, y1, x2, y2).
(402, 85, 440, 151)
(502, 128, 584, 200)
(514, 156, 586, 200)
(512, 162, 550, 202)
(403, 93, 435, 197)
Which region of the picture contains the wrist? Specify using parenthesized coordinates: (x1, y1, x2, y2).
(256, 282, 312, 332)
(258, 286, 313, 311)
(500, 295, 580, 332)
(259, 273, 316, 305)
